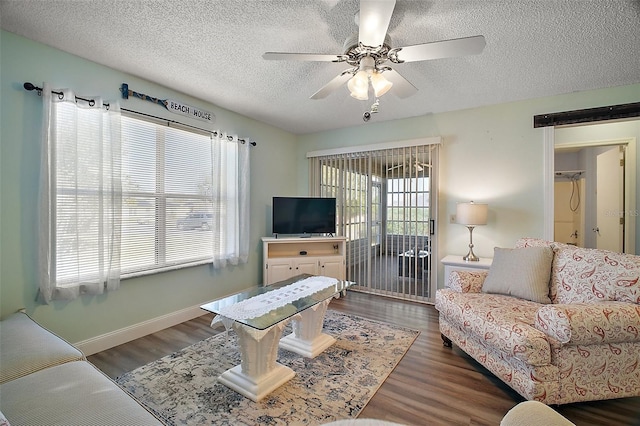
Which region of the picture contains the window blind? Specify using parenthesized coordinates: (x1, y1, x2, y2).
(41, 82, 249, 302)
(120, 115, 215, 276)
(309, 144, 437, 303)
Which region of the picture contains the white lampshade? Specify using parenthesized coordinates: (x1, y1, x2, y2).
(370, 72, 393, 97)
(347, 70, 369, 100)
(456, 201, 488, 226)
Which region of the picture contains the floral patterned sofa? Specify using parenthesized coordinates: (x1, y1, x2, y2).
(435, 238, 640, 405)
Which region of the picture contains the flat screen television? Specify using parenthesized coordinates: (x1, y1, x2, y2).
(272, 196, 337, 235)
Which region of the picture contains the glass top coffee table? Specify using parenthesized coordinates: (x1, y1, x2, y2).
(200, 274, 353, 402)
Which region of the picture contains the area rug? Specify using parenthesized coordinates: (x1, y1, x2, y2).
(116, 310, 419, 425)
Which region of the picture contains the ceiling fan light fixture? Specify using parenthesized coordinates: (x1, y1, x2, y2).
(348, 70, 370, 100)
(370, 71, 393, 97)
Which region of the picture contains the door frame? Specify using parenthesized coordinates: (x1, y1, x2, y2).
(544, 130, 636, 253)
(308, 137, 441, 302)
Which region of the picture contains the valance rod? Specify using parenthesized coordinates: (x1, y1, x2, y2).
(23, 82, 257, 146)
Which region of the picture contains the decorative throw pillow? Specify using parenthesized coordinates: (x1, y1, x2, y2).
(482, 246, 554, 303)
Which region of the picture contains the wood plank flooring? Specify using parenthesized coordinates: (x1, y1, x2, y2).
(88, 291, 640, 426)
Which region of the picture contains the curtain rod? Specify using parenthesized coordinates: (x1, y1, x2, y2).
(23, 82, 257, 146)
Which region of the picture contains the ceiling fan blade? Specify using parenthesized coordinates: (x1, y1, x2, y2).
(310, 72, 353, 99)
(383, 69, 418, 98)
(263, 52, 344, 62)
(359, 0, 396, 47)
(394, 35, 486, 63)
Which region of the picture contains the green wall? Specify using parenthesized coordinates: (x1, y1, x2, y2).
(296, 83, 640, 283)
(0, 31, 298, 343)
(2, 29, 639, 347)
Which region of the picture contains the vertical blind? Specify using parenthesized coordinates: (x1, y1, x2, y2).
(309, 143, 438, 303)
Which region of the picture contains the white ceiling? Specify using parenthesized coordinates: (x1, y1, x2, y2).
(2, 0, 640, 135)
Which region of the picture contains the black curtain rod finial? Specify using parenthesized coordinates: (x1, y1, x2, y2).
(23, 82, 42, 95)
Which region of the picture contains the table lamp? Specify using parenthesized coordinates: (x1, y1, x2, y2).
(456, 201, 488, 261)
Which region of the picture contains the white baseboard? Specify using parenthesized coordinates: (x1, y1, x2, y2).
(75, 304, 208, 356)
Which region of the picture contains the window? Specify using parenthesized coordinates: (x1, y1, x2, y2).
(320, 163, 380, 244)
(386, 177, 430, 236)
(40, 84, 249, 303)
(121, 115, 217, 276)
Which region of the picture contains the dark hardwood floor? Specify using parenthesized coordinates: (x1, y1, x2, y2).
(88, 291, 640, 426)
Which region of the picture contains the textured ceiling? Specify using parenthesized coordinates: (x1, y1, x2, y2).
(2, 0, 640, 135)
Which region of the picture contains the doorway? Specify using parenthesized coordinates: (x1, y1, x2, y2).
(545, 123, 637, 254)
(308, 139, 439, 303)
(554, 142, 628, 251)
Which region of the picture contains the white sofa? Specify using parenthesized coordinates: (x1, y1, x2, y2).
(0, 311, 162, 425)
(436, 238, 640, 405)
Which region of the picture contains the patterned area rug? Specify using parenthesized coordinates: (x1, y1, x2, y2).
(116, 310, 419, 425)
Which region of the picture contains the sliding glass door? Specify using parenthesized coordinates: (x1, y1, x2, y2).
(309, 143, 438, 303)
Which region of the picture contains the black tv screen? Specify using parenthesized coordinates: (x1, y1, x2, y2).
(272, 197, 337, 235)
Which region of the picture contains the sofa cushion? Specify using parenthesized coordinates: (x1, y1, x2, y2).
(436, 289, 551, 365)
(0, 361, 162, 425)
(482, 247, 553, 304)
(552, 247, 640, 304)
(0, 312, 84, 384)
(515, 237, 554, 248)
(514, 237, 575, 251)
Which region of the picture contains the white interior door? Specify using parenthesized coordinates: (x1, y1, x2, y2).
(596, 146, 624, 251)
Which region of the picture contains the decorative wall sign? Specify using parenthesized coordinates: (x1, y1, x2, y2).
(120, 83, 215, 124)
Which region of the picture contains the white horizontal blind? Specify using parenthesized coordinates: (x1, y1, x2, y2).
(120, 115, 215, 275)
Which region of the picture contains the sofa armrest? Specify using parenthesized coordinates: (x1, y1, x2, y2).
(0, 312, 84, 384)
(446, 270, 488, 293)
(535, 302, 640, 345)
(500, 401, 575, 426)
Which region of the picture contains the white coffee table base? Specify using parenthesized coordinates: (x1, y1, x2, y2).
(218, 320, 294, 402)
(279, 298, 336, 358)
(218, 363, 295, 402)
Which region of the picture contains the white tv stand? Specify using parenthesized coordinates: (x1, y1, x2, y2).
(262, 236, 346, 285)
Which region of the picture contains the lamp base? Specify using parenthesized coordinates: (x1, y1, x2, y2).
(462, 252, 480, 262)
(463, 226, 480, 261)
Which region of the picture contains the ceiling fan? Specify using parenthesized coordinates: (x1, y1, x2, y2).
(263, 0, 486, 103)
(387, 156, 431, 174)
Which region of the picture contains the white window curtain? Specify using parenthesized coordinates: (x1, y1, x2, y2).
(211, 132, 250, 267)
(38, 83, 122, 303)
